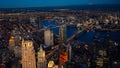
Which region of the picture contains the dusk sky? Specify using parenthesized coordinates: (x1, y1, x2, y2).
(0, 0, 120, 8)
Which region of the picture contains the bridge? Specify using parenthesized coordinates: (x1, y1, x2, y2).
(14, 21, 93, 60)
(67, 24, 93, 43)
(45, 24, 94, 59)
(46, 45, 59, 59)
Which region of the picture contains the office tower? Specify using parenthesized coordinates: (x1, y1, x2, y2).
(59, 24, 66, 43)
(9, 36, 21, 58)
(11, 29, 21, 46)
(14, 35, 20, 46)
(59, 24, 67, 67)
(68, 43, 72, 62)
(30, 17, 35, 24)
(9, 36, 15, 51)
(37, 45, 46, 68)
(59, 43, 68, 66)
(44, 29, 54, 46)
(21, 38, 36, 68)
(14, 45, 21, 58)
(38, 17, 42, 29)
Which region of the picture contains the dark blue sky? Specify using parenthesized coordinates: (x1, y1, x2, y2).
(0, 0, 120, 8)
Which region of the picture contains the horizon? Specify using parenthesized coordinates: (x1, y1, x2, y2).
(0, 4, 120, 9)
(0, 0, 120, 8)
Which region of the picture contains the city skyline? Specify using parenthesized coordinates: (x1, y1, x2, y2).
(0, 7, 120, 68)
(0, 0, 120, 8)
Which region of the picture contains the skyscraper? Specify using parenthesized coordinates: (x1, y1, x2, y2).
(59, 24, 66, 43)
(30, 17, 36, 24)
(9, 36, 21, 58)
(68, 43, 72, 62)
(59, 24, 68, 67)
(44, 29, 54, 46)
(37, 45, 46, 68)
(38, 16, 45, 29)
(9, 36, 15, 51)
(21, 38, 36, 68)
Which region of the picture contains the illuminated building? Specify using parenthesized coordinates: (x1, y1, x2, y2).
(44, 29, 54, 46)
(9, 36, 15, 51)
(9, 36, 21, 57)
(37, 45, 46, 68)
(11, 29, 21, 46)
(48, 61, 55, 68)
(59, 25, 67, 66)
(60, 50, 68, 66)
(30, 17, 36, 24)
(68, 43, 72, 62)
(21, 38, 36, 68)
(59, 24, 66, 43)
(59, 44, 68, 66)
(98, 50, 107, 56)
(48, 61, 58, 68)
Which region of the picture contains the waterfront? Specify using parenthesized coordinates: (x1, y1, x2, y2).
(42, 20, 120, 44)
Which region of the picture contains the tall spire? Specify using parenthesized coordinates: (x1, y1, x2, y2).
(37, 44, 46, 68)
(39, 44, 43, 52)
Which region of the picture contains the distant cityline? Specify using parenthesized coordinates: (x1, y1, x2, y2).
(0, 4, 119, 8)
(0, 4, 120, 13)
(0, 4, 120, 9)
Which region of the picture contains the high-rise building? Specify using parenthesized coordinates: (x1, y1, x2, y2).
(59, 51, 68, 66)
(59, 25, 67, 67)
(68, 43, 72, 62)
(59, 24, 66, 43)
(59, 43, 68, 66)
(9, 36, 15, 51)
(30, 17, 36, 24)
(37, 45, 46, 68)
(14, 35, 20, 46)
(9, 36, 21, 58)
(38, 17, 42, 29)
(14, 45, 21, 58)
(44, 29, 54, 46)
(11, 29, 21, 46)
(21, 38, 36, 68)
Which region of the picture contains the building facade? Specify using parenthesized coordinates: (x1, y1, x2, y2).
(44, 29, 54, 46)
(68, 43, 72, 62)
(37, 45, 46, 68)
(21, 38, 36, 68)
(9, 36, 15, 51)
(59, 25, 67, 66)
(59, 24, 66, 43)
